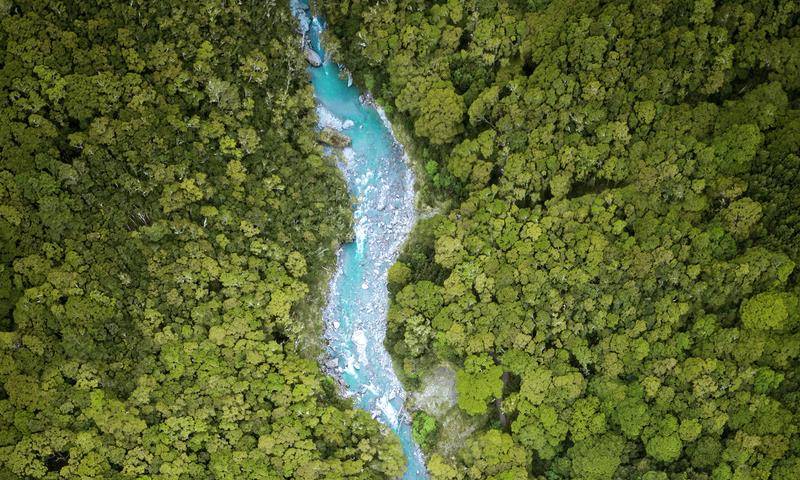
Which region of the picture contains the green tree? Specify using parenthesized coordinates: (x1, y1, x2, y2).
(740, 292, 798, 331)
(413, 82, 464, 145)
(568, 434, 624, 480)
(456, 355, 504, 415)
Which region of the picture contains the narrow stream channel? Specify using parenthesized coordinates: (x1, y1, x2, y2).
(291, 1, 428, 478)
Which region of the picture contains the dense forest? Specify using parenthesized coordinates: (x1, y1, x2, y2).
(321, 0, 800, 479)
(2, 0, 799, 479)
(0, 0, 405, 478)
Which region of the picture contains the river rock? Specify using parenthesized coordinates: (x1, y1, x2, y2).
(304, 47, 322, 67)
(319, 127, 351, 148)
(324, 358, 338, 370)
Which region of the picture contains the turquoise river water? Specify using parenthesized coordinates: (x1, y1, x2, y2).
(291, 2, 428, 478)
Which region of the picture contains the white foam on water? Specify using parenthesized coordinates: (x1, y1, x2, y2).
(317, 105, 355, 131)
(365, 383, 379, 395)
(376, 394, 399, 428)
(352, 329, 368, 364)
(354, 219, 368, 255)
(356, 170, 373, 186)
(344, 355, 357, 376)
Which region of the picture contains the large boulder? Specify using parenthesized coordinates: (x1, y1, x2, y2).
(319, 127, 351, 148)
(304, 46, 322, 67)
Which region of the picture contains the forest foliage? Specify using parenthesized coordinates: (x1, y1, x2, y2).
(322, 0, 800, 479)
(0, 0, 405, 478)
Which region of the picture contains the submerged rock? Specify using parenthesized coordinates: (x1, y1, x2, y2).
(304, 46, 322, 67)
(319, 127, 351, 148)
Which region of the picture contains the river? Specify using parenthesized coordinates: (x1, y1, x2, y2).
(290, 1, 428, 478)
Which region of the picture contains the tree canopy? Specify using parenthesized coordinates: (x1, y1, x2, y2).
(0, 1, 403, 478)
(323, 0, 800, 478)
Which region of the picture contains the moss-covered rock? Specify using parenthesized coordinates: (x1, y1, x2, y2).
(319, 127, 351, 148)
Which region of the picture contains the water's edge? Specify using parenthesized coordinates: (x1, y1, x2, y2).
(290, 1, 428, 478)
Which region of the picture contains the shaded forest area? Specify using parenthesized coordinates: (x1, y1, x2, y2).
(0, 0, 405, 478)
(322, 0, 800, 479)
